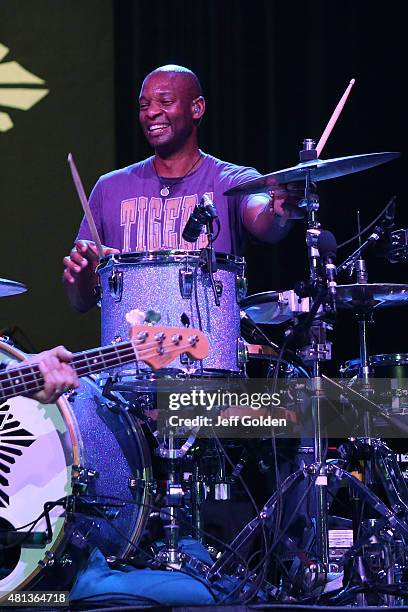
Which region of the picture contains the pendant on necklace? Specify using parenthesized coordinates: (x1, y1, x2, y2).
(160, 186, 170, 197)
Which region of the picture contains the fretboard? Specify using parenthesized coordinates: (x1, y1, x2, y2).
(0, 340, 140, 402)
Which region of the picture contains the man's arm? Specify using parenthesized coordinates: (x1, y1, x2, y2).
(241, 185, 303, 243)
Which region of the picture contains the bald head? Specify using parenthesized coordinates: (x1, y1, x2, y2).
(138, 65, 205, 155)
(142, 65, 203, 100)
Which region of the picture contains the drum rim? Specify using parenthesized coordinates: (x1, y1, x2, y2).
(370, 353, 408, 365)
(240, 290, 285, 308)
(344, 353, 408, 368)
(97, 249, 245, 270)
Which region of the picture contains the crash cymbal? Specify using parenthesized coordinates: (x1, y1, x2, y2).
(224, 151, 400, 195)
(0, 278, 27, 298)
(336, 283, 408, 310)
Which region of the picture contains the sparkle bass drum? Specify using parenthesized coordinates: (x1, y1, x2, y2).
(97, 251, 247, 379)
(0, 341, 152, 598)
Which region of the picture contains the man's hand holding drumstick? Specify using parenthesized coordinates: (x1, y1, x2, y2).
(63, 154, 119, 311)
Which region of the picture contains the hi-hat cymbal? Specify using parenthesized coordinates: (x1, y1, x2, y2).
(224, 151, 400, 195)
(0, 278, 28, 298)
(336, 283, 408, 310)
(241, 290, 312, 325)
(242, 283, 408, 324)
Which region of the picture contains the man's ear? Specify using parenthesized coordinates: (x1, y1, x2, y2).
(192, 96, 205, 122)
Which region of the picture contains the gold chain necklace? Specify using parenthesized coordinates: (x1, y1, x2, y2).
(155, 153, 202, 197)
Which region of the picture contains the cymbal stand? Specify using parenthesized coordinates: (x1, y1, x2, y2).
(152, 429, 193, 568)
(295, 138, 333, 572)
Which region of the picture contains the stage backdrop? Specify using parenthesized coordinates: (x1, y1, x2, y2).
(0, 0, 114, 353)
(0, 0, 405, 370)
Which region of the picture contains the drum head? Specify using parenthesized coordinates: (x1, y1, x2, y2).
(0, 341, 79, 594)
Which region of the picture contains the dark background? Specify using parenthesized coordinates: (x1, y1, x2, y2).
(0, 0, 406, 372)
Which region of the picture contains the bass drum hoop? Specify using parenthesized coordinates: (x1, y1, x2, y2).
(0, 340, 82, 595)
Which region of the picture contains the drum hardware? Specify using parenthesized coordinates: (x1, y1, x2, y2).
(148, 429, 193, 568)
(236, 276, 248, 302)
(72, 465, 99, 490)
(233, 139, 403, 586)
(214, 279, 223, 298)
(199, 247, 220, 306)
(236, 338, 248, 369)
(128, 477, 151, 491)
(337, 197, 397, 280)
(385, 228, 408, 263)
(108, 267, 123, 302)
(241, 289, 313, 326)
(183, 194, 221, 307)
(179, 265, 194, 299)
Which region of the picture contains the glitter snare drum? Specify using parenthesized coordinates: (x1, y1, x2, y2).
(97, 250, 247, 379)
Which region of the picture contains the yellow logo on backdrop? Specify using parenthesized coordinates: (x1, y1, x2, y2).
(0, 42, 49, 132)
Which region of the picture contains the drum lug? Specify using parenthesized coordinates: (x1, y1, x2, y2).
(128, 477, 148, 491)
(237, 338, 248, 369)
(38, 551, 55, 568)
(215, 279, 223, 299)
(108, 269, 123, 302)
(179, 267, 193, 299)
(236, 276, 248, 303)
(180, 352, 196, 366)
(72, 465, 99, 491)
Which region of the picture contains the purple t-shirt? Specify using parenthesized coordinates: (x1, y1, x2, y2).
(76, 153, 260, 255)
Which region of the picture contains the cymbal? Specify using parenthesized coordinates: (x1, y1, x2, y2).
(242, 283, 408, 324)
(0, 278, 28, 298)
(224, 151, 400, 195)
(336, 283, 408, 310)
(241, 290, 311, 325)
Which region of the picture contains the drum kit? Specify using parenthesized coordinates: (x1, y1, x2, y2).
(1, 143, 408, 606)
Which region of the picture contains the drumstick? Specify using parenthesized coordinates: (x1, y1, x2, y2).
(316, 78, 356, 158)
(67, 152, 104, 258)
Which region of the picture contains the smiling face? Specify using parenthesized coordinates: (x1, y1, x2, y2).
(139, 70, 203, 156)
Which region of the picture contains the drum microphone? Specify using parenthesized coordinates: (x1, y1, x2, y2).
(182, 194, 218, 243)
(317, 230, 338, 313)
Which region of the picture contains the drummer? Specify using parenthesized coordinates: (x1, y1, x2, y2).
(63, 64, 302, 310)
